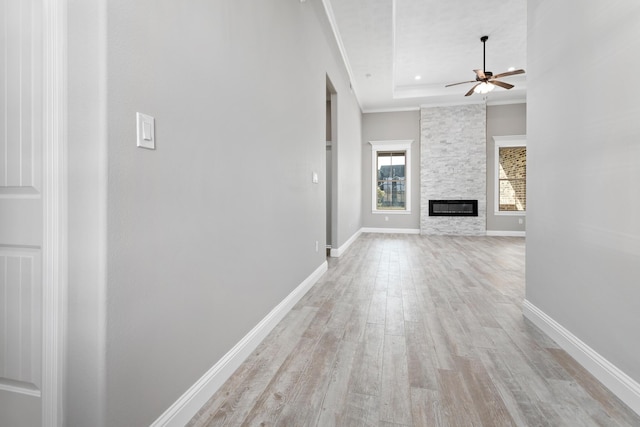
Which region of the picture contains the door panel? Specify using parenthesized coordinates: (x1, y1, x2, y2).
(0, 390, 41, 427)
(0, 199, 42, 246)
(0, 0, 43, 425)
(0, 250, 42, 389)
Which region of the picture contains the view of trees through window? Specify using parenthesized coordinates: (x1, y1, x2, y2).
(376, 151, 406, 210)
(499, 146, 526, 211)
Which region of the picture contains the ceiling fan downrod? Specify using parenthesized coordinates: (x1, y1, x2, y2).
(481, 35, 488, 75)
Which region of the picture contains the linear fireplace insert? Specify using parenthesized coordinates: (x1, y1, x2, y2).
(429, 200, 478, 216)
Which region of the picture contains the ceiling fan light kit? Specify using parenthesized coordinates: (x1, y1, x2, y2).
(474, 82, 495, 94)
(445, 35, 525, 96)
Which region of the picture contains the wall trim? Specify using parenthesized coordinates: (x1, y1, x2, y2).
(361, 227, 420, 235)
(320, 0, 361, 110)
(362, 106, 420, 114)
(419, 99, 486, 109)
(486, 98, 527, 106)
(523, 300, 640, 416)
(150, 261, 329, 427)
(493, 135, 526, 214)
(42, 1, 68, 426)
(486, 230, 526, 237)
(330, 229, 362, 257)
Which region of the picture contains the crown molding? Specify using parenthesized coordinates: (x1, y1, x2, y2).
(320, 0, 362, 111)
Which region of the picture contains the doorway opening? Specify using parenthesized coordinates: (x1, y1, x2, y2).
(326, 76, 337, 257)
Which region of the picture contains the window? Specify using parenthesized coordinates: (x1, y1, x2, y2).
(494, 135, 526, 214)
(377, 152, 405, 209)
(369, 140, 413, 213)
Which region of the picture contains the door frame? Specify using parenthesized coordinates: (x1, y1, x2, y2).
(325, 75, 338, 255)
(42, 1, 67, 425)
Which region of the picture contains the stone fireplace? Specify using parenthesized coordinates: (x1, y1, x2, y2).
(420, 104, 486, 235)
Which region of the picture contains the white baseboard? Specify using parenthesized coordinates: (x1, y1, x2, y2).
(523, 300, 640, 416)
(486, 230, 526, 237)
(330, 229, 362, 257)
(150, 261, 329, 427)
(361, 227, 420, 235)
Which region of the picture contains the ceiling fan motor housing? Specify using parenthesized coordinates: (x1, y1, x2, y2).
(477, 71, 493, 81)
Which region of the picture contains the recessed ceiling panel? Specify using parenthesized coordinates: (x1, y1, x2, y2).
(394, 0, 527, 95)
(325, 0, 527, 111)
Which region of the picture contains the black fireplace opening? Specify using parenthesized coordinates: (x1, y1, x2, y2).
(429, 200, 478, 217)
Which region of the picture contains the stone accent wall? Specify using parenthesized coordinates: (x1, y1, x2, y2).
(420, 104, 487, 235)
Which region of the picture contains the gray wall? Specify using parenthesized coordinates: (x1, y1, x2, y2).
(335, 93, 363, 245)
(527, 0, 640, 386)
(361, 111, 421, 230)
(67, 1, 362, 425)
(486, 103, 527, 233)
(68, 0, 107, 425)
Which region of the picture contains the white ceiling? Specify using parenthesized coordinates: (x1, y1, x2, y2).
(324, 0, 528, 112)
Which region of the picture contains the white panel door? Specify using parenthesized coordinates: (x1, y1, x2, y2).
(0, 0, 44, 425)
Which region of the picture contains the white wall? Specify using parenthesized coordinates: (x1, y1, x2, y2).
(361, 111, 420, 231)
(67, 0, 362, 425)
(527, 0, 640, 391)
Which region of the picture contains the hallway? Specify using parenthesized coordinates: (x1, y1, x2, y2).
(188, 234, 640, 426)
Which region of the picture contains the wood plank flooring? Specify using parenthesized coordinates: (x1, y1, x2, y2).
(188, 234, 640, 427)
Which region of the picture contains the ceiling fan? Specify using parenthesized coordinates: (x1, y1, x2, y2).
(445, 36, 525, 96)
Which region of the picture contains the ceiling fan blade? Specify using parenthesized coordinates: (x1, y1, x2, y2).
(474, 69, 486, 79)
(491, 80, 514, 90)
(465, 83, 481, 96)
(445, 80, 476, 88)
(492, 69, 525, 79)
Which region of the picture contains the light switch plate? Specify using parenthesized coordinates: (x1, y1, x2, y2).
(136, 112, 155, 149)
(312, 171, 319, 184)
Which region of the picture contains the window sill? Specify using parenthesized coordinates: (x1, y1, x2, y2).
(494, 211, 526, 216)
(372, 210, 412, 215)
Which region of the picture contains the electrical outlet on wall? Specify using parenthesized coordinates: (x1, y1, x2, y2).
(315, 241, 319, 252)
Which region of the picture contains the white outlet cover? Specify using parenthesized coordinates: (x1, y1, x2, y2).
(136, 112, 155, 149)
(312, 171, 319, 184)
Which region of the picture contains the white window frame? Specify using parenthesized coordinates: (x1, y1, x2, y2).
(493, 135, 526, 216)
(369, 140, 413, 214)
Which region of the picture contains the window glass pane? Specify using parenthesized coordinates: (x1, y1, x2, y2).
(498, 146, 526, 211)
(376, 151, 406, 210)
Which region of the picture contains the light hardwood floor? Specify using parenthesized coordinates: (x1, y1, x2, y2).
(188, 234, 640, 426)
